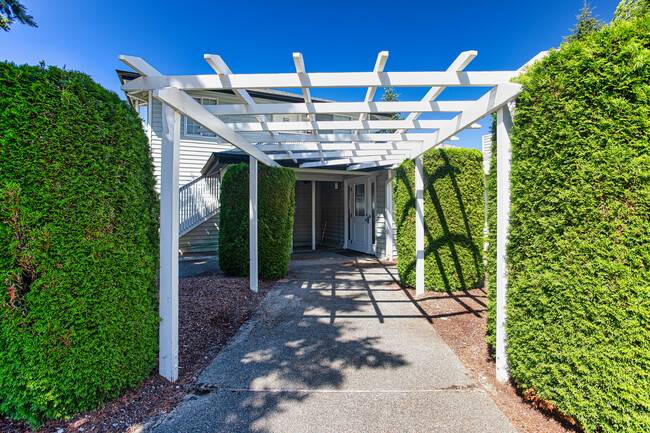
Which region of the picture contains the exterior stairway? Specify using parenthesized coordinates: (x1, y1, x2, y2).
(178, 175, 220, 255)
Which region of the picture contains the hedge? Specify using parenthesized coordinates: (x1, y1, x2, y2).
(504, 18, 650, 432)
(394, 148, 485, 291)
(0, 63, 159, 425)
(219, 163, 295, 279)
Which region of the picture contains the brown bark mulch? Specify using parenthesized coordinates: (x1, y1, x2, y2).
(398, 278, 583, 433)
(1, 275, 276, 433)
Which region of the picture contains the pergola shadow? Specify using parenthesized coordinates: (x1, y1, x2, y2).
(155, 253, 489, 432)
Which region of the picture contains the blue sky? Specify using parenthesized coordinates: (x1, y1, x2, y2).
(1, 0, 622, 150)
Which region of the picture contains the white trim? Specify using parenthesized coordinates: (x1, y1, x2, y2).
(118, 55, 161, 76)
(121, 70, 522, 92)
(153, 87, 279, 167)
(385, 170, 395, 261)
(300, 155, 405, 169)
(250, 156, 258, 293)
(410, 83, 522, 159)
(415, 156, 425, 296)
(496, 104, 514, 382)
(201, 100, 475, 116)
(360, 51, 389, 121)
(184, 96, 218, 137)
(343, 179, 349, 249)
(398, 50, 477, 133)
(159, 103, 180, 382)
(311, 180, 316, 250)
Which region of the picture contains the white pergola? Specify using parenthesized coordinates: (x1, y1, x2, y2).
(119, 50, 546, 385)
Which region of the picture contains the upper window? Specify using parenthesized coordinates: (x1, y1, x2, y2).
(184, 97, 217, 137)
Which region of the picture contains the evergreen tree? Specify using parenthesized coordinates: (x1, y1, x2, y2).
(379, 88, 403, 133)
(0, 0, 37, 32)
(613, 0, 650, 22)
(565, 1, 603, 42)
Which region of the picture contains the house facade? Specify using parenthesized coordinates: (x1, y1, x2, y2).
(118, 70, 397, 259)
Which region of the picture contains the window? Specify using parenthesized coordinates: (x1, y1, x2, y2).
(184, 97, 217, 137)
(355, 184, 366, 217)
(315, 113, 353, 135)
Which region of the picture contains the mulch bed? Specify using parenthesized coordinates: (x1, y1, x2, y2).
(1, 275, 276, 433)
(399, 281, 583, 433)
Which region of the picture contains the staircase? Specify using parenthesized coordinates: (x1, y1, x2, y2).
(179, 175, 220, 237)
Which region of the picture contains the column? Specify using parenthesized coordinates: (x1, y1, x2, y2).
(159, 103, 180, 382)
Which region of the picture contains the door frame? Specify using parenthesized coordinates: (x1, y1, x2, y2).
(343, 174, 377, 255)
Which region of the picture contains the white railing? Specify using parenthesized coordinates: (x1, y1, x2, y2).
(179, 176, 220, 237)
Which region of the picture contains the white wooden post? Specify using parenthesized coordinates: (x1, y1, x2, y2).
(415, 156, 425, 295)
(159, 103, 180, 382)
(343, 180, 349, 249)
(385, 171, 395, 261)
(311, 180, 316, 250)
(250, 156, 258, 293)
(496, 104, 514, 382)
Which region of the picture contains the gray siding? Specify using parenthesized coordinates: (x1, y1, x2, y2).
(293, 181, 312, 247)
(375, 170, 397, 259)
(179, 212, 219, 255)
(319, 182, 344, 248)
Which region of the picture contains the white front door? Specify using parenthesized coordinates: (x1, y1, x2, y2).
(349, 180, 370, 253)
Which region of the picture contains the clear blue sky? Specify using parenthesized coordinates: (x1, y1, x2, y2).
(1, 0, 621, 150)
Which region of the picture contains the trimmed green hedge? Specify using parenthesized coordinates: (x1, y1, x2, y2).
(394, 148, 485, 291)
(505, 18, 650, 432)
(0, 63, 159, 425)
(219, 163, 295, 279)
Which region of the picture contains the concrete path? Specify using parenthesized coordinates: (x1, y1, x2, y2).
(151, 251, 516, 433)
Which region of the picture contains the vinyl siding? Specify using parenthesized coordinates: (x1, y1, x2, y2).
(179, 212, 219, 255)
(375, 170, 397, 259)
(319, 182, 344, 248)
(293, 181, 313, 247)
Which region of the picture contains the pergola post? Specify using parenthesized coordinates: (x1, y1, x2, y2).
(343, 180, 349, 249)
(496, 104, 514, 382)
(415, 156, 425, 295)
(159, 103, 180, 382)
(311, 180, 316, 250)
(250, 156, 258, 293)
(385, 170, 395, 261)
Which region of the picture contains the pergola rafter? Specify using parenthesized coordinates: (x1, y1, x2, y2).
(119, 49, 547, 386)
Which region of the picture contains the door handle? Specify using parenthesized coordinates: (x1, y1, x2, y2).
(365, 215, 371, 223)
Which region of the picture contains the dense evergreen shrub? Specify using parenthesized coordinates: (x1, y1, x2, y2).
(505, 18, 650, 432)
(394, 148, 485, 291)
(218, 163, 295, 279)
(0, 63, 159, 425)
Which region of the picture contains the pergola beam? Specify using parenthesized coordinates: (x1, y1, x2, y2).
(411, 83, 522, 158)
(299, 155, 405, 168)
(204, 54, 296, 162)
(118, 55, 162, 77)
(268, 149, 411, 160)
(398, 50, 477, 133)
(201, 100, 475, 116)
(347, 159, 404, 171)
(153, 87, 279, 167)
(210, 132, 452, 144)
(217, 119, 479, 133)
(256, 142, 418, 152)
(121, 70, 521, 92)
(360, 51, 389, 121)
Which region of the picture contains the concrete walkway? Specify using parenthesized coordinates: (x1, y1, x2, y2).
(151, 251, 516, 433)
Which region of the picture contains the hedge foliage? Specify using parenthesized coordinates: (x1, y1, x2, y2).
(505, 18, 650, 432)
(0, 63, 159, 425)
(394, 148, 485, 291)
(218, 163, 295, 279)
